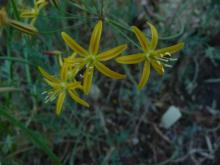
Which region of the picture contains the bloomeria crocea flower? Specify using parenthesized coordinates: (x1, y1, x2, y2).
(61, 20, 127, 95)
(38, 65, 89, 115)
(116, 22, 184, 90)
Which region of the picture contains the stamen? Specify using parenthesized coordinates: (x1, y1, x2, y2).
(169, 58, 178, 61)
(41, 91, 47, 95)
(156, 57, 169, 62)
(163, 64, 172, 68)
(43, 89, 60, 103)
(165, 52, 171, 57)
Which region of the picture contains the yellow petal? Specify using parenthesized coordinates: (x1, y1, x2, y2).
(60, 64, 68, 80)
(38, 67, 60, 83)
(8, 20, 38, 35)
(89, 20, 102, 55)
(58, 54, 63, 67)
(150, 60, 164, 76)
(155, 42, 184, 57)
(116, 53, 145, 64)
(68, 90, 90, 108)
(83, 67, 94, 95)
(20, 11, 36, 18)
(64, 57, 84, 65)
(95, 62, 126, 79)
(60, 60, 83, 81)
(67, 82, 81, 90)
(35, 0, 48, 9)
(61, 32, 88, 57)
(64, 58, 86, 78)
(147, 22, 158, 50)
(44, 79, 60, 89)
(30, 17, 37, 26)
(73, 62, 86, 77)
(56, 92, 66, 115)
(138, 61, 150, 90)
(97, 44, 127, 61)
(131, 26, 149, 52)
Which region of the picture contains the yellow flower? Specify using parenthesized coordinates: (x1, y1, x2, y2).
(38, 65, 89, 116)
(116, 23, 184, 90)
(59, 53, 83, 80)
(61, 20, 127, 95)
(20, 0, 48, 25)
(0, 7, 38, 35)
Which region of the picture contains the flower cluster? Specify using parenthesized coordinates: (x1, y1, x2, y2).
(39, 21, 127, 115)
(39, 20, 184, 115)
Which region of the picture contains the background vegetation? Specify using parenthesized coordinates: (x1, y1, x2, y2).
(0, 0, 220, 164)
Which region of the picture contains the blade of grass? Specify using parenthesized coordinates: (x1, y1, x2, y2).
(23, 37, 32, 85)
(6, 30, 13, 83)
(69, 0, 92, 14)
(10, 0, 20, 20)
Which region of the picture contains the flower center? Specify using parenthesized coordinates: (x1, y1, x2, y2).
(144, 50, 154, 60)
(60, 82, 67, 89)
(86, 54, 97, 67)
(154, 52, 177, 68)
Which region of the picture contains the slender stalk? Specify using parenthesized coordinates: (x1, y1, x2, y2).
(10, 0, 20, 20)
(6, 30, 12, 83)
(23, 37, 32, 85)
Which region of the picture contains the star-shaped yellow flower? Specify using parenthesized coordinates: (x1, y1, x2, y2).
(116, 22, 184, 90)
(38, 65, 89, 115)
(61, 20, 127, 95)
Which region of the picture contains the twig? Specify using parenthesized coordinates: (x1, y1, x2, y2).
(152, 123, 171, 144)
(133, 101, 150, 137)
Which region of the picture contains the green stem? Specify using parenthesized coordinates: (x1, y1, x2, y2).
(10, 0, 20, 20)
(107, 18, 140, 48)
(69, 0, 94, 15)
(6, 30, 12, 83)
(107, 15, 185, 41)
(23, 38, 32, 85)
